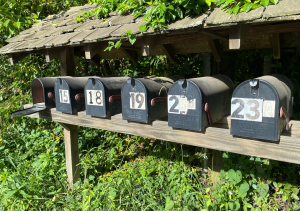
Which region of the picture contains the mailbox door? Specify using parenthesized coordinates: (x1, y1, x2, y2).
(34, 78, 56, 108)
(85, 78, 107, 117)
(55, 78, 73, 114)
(231, 79, 280, 141)
(121, 78, 148, 123)
(168, 80, 203, 130)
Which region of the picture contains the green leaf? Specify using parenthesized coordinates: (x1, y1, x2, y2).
(165, 197, 174, 211)
(139, 25, 147, 33)
(3, 19, 10, 27)
(13, 22, 21, 29)
(261, 0, 269, 7)
(115, 40, 122, 48)
(232, 5, 239, 15)
(239, 182, 250, 195)
(216, 0, 227, 6)
(243, 3, 252, 12)
(175, 8, 183, 19)
(257, 183, 269, 197)
(228, 200, 240, 211)
(228, 169, 242, 185)
(128, 33, 136, 45)
(37, 5, 43, 17)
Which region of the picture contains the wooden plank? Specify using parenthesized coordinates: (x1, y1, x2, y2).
(121, 48, 138, 65)
(84, 42, 107, 59)
(160, 44, 176, 63)
(271, 33, 281, 59)
(46, 47, 66, 62)
(229, 24, 251, 49)
(142, 34, 166, 56)
(60, 47, 75, 76)
(9, 52, 28, 65)
(207, 39, 222, 63)
(58, 123, 80, 187)
(24, 106, 300, 165)
(200, 29, 229, 40)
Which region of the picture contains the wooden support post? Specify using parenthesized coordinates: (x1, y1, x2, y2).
(209, 150, 224, 184)
(207, 39, 222, 63)
(160, 44, 176, 63)
(60, 47, 75, 76)
(45, 47, 65, 62)
(142, 34, 166, 56)
(9, 52, 28, 65)
(229, 24, 251, 49)
(271, 33, 280, 59)
(121, 48, 138, 65)
(59, 123, 80, 187)
(59, 47, 79, 188)
(84, 42, 107, 59)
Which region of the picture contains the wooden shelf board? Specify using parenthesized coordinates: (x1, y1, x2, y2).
(24, 104, 300, 165)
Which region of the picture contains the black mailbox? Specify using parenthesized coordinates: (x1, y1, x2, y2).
(168, 75, 234, 131)
(55, 77, 89, 114)
(121, 76, 184, 123)
(230, 74, 293, 141)
(85, 77, 129, 118)
(11, 77, 58, 118)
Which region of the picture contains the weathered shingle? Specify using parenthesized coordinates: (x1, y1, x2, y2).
(84, 25, 121, 42)
(70, 30, 96, 43)
(263, 0, 300, 18)
(111, 22, 146, 37)
(168, 14, 207, 30)
(206, 7, 264, 25)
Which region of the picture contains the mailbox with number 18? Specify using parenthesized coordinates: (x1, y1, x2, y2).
(168, 75, 234, 131)
(230, 74, 293, 141)
(85, 77, 129, 118)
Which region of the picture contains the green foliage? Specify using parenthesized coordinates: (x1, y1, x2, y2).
(0, 0, 88, 43)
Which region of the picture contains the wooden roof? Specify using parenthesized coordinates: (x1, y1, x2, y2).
(2, 0, 300, 64)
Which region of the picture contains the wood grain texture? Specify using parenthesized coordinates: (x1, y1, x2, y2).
(271, 33, 281, 59)
(59, 123, 80, 187)
(60, 47, 75, 76)
(229, 24, 251, 49)
(24, 105, 300, 165)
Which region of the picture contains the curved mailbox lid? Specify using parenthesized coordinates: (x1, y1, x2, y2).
(55, 77, 90, 114)
(231, 74, 292, 141)
(168, 74, 234, 131)
(10, 77, 58, 118)
(121, 76, 184, 123)
(85, 77, 129, 118)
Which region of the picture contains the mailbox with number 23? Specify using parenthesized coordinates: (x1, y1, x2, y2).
(231, 74, 293, 141)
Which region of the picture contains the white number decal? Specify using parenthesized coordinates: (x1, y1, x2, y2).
(168, 95, 196, 115)
(129, 92, 145, 110)
(86, 90, 103, 106)
(231, 98, 264, 122)
(59, 89, 69, 104)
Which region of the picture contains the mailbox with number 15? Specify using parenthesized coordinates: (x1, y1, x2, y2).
(230, 74, 293, 141)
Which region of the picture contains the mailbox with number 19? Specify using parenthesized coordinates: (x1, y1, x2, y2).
(230, 74, 293, 141)
(121, 76, 184, 123)
(168, 75, 234, 131)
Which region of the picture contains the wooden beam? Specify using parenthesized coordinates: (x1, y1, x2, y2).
(24, 107, 300, 165)
(271, 33, 280, 59)
(142, 34, 166, 56)
(207, 39, 222, 63)
(229, 24, 251, 49)
(200, 29, 229, 40)
(121, 48, 138, 65)
(60, 47, 75, 76)
(160, 44, 176, 63)
(84, 42, 107, 59)
(8, 52, 28, 65)
(45, 47, 66, 62)
(58, 123, 80, 187)
(120, 46, 141, 51)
